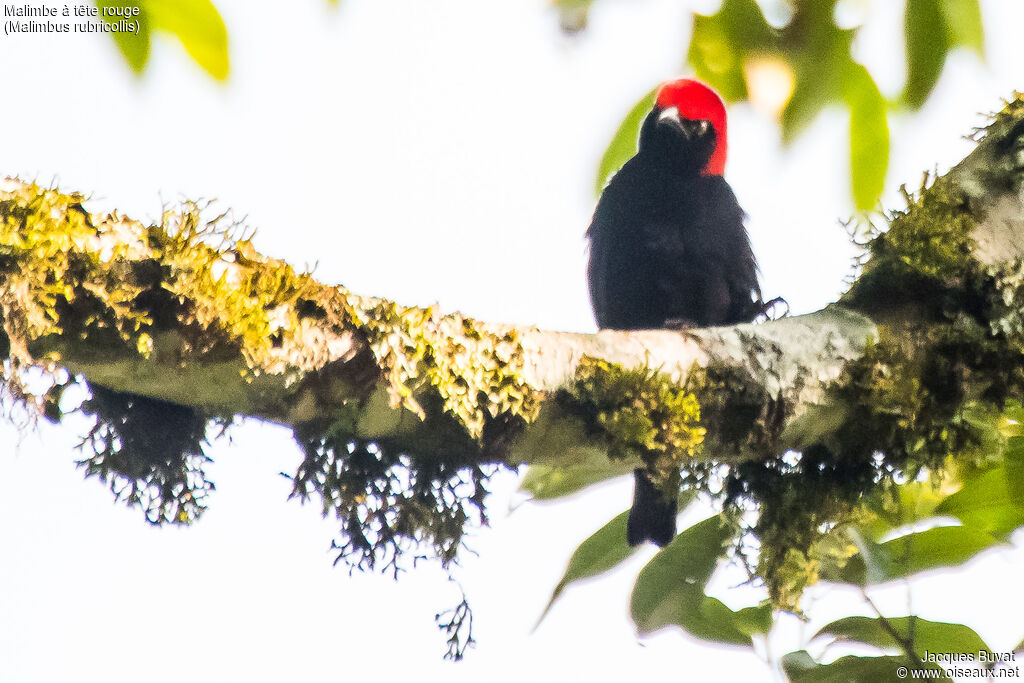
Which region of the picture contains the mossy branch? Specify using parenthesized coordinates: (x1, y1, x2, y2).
(2, 94, 1024, 612)
(0, 176, 874, 468)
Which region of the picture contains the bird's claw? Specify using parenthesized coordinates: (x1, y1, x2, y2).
(756, 296, 789, 322)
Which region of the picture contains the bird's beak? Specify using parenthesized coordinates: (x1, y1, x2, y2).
(657, 107, 711, 140)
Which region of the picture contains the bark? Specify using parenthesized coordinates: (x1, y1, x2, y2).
(1, 96, 1022, 475)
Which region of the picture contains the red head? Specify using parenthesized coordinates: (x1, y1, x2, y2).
(654, 78, 728, 176)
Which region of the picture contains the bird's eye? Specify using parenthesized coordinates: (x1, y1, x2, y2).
(696, 120, 710, 135)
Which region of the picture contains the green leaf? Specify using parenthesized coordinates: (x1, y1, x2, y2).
(777, 2, 853, 143)
(96, 1, 151, 73)
(537, 509, 638, 625)
(1004, 434, 1024, 503)
(146, 0, 229, 80)
(815, 616, 991, 658)
(520, 457, 634, 501)
(783, 652, 950, 682)
(779, 70, 830, 144)
(630, 514, 755, 644)
(551, 0, 594, 33)
(861, 480, 950, 536)
(681, 596, 761, 645)
(630, 515, 730, 632)
(594, 87, 657, 195)
(874, 525, 999, 579)
(824, 525, 1002, 585)
(940, 0, 984, 55)
(842, 62, 889, 210)
(904, 0, 948, 109)
(734, 603, 773, 637)
(781, 649, 819, 675)
(686, 0, 775, 103)
(903, 0, 985, 106)
(537, 490, 697, 626)
(935, 464, 1024, 538)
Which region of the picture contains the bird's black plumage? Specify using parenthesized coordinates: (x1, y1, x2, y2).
(587, 100, 761, 547)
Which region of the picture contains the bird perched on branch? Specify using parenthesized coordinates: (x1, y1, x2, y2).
(586, 78, 762, 547)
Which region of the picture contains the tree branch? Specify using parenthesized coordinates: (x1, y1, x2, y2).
(0, 183, 877, 468)
(3, 94, 1023, 606)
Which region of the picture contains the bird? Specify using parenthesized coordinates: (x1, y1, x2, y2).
(586, 78, 762, 547)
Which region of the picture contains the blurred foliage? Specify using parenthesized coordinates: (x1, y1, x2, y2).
(594, 87, 658, 195)
(630, 514, 772, 644)
(90, 0, 985, 207)
(536, 490, 696, 625)
(813, 616, 991, 661)
(520, 449, 635, 500)
(94, 0, 985, 208)
(904, 0, 984, 108)
(543, 401, 1024, 679)
(782, 651, 950, 681)
(540, 96, 1024, 674)
(95, 0, 228, 79)
(585, 0, 985, 210)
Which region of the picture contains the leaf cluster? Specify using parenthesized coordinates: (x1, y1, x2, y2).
(96, 0, 229, 79)
(592, 0, 985, 210)
(540, 404, 1024, 679)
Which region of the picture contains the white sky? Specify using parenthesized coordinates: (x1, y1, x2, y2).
(2, 0, 1024, 681)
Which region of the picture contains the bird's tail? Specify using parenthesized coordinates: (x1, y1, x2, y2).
(626, 468, 677, 547)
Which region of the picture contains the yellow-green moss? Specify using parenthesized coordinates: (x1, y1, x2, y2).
(0, 180, 540, 446)
(740, 319, 1008, 610)
(340, 297, 539, 441)
(737, 124, 1022, 609)
(979, 91, 1024, 142)
(148, 206, 324, 369)
(843, 175, 979, 318)
(879, 178, 978, 281)
(748, 95, 1024, 608)
(0, 184, 151, 366)
(557, 356, 704, 490)
(0, 180, 542, 572)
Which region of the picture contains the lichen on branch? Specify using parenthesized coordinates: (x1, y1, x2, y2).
(1, 92, 1023, 620)
(747, 93, 1024, 609)
(0, 177, 541, 573)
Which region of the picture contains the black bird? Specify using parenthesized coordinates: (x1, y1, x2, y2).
(586, 78, 761, 546)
